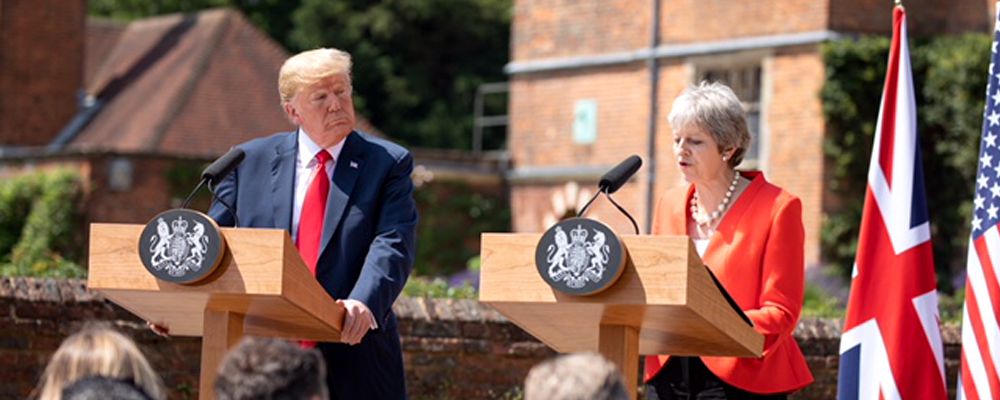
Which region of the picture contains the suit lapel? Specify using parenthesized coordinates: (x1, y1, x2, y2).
(714, 172, 763, 236)
(707, 171, 764, 258)
(270, 132, 297, 233)
(320, 132, 365, 253)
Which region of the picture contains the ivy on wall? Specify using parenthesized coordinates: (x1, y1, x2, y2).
(0, 169, 85, 278)
(821, 34, 991, 292)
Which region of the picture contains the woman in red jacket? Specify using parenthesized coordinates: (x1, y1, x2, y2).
(644, 82, 814, 399)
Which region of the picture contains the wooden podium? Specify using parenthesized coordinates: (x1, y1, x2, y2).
(87, 223, 345, 400)
(479, 233, 763, 399)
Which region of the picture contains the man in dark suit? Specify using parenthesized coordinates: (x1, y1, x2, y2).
(208, 47, 417, 400)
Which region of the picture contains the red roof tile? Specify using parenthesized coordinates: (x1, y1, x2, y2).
(84, 18, 126, 86)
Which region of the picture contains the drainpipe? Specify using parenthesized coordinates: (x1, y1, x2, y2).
(645, 0, 662, 233)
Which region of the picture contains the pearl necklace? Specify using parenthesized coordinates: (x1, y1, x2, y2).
(690, 171, 741, 227)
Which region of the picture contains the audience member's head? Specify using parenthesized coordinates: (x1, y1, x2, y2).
(214, 336, 328, 400)
(61, 376, 152, 400)
(524, 352, 629, 400)
(34, 323, 165, 400)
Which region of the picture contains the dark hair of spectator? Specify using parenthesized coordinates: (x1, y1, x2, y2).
(61, 376, 153, 400)
(214, 337, 328, 400)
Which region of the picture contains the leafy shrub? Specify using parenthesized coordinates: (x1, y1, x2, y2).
(938, 288, 965, 324)
(403, 276, 477, 299)
(802, 283, 844, 318)
(0, 169, 85, 278)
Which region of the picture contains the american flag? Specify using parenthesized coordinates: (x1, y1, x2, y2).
(837, 6, 947, 400)
(958, 6, 1000, 400)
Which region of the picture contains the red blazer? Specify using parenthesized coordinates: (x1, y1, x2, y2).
(644, 171, 814, 394)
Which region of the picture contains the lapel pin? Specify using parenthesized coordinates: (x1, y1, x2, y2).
(350, 161, 359, 169)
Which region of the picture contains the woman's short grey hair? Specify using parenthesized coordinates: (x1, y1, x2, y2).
(668, 81, 752, 168)
(278, 48, 352, 104)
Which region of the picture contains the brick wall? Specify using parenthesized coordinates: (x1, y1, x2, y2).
(512, 0, 992, 58)
(0, 277, 963, 399)
(829, 0, 992, 36)
(660, 0, 829, 44)
(510, 0, 992, 61)
(511, 0, 650, 61)
(508, 64, 652, 234)
(0, 0, 86, 146)
(508, 65, 650, 169)
(762, 46, 826, 267)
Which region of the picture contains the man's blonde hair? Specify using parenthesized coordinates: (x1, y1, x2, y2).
(278, 48, 353, 104)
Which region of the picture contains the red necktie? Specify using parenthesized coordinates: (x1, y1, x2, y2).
(296, 150, 331, 276)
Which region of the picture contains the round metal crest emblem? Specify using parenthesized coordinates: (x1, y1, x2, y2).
(535, 218, 626, 296)
(137, 209, 226, 284)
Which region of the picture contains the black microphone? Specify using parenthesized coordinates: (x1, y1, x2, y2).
(598, 155, 642, 194)
(180, 148, 244, 228)
(202, 147, 245, 187)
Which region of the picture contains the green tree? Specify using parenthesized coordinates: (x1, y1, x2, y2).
(288, 0, 511, 149)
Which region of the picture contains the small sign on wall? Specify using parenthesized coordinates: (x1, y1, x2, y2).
(573, 99, 598, 145)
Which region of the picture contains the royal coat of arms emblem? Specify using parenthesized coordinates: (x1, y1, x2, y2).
(149, 216, 208, 277)
(138, 209, 225, 284)
(546, 225, 610, 289)
(535, 217, 626, 295)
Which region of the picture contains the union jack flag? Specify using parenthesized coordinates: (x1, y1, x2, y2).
(958, 6, 1000, 400)
(837, 6, 946, 400)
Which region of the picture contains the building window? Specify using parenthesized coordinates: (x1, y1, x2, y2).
(698, 64, 763, 168)
(108, 157, 134, 192)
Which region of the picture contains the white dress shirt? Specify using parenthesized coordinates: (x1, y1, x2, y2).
(290, 129, 377, 331)
(694, 238, 709, 257)
(291, 129, 345, 244)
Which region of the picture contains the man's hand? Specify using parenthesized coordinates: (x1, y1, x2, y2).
(337, 299, 376, 345)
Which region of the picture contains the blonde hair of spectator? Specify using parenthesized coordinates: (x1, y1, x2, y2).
(524, 352, 629, 400)
(278, 48, 353, 104)
(33, 323, 165, 400)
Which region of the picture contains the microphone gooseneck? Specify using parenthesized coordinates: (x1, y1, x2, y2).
(208, 180, 240, 228)
(578, 155, 643, 234)
(180, 179, 207, 209)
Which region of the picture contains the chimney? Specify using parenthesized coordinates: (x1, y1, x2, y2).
(0, 0, 87, 147)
